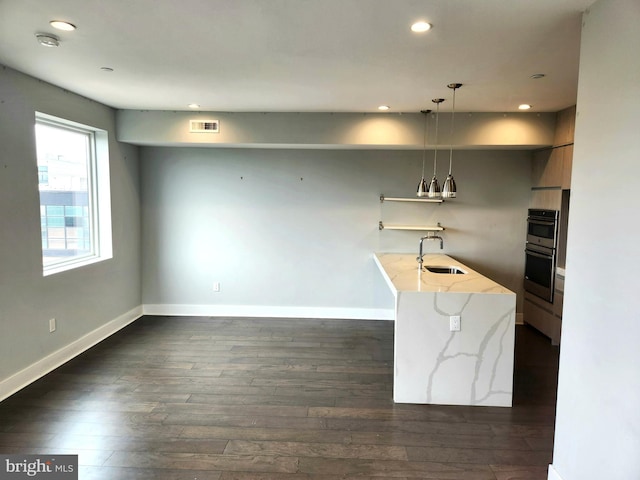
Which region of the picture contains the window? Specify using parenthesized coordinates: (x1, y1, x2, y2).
(35, 112, 112, 275)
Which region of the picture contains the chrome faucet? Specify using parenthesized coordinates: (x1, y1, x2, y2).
(417, 234, 444, 268)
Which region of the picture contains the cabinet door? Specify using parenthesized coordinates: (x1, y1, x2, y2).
(524, 293, 562, 345)
(561, 144, 573, 189)
(532, 148, 563, 188)
(554, 106, 576, 146)
(532, 149, 550, 187)
(553, 291, 564, 318)
(529, 189, 562, 210)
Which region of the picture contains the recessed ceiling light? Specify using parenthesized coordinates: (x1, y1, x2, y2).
(100, 67, 114, 72)
(188, 104, 200, 109)
(378, 105, 390, 111)
(530, 73, 546, 79)
(519, 104, 533, 110)
(50, 20, 76, 31)
(35, 33, 60, 47)
(411, 21, 432, 33)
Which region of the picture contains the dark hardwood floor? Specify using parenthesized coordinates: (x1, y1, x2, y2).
(0, 316, 560, 479)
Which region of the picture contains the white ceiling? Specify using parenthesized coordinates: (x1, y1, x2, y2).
(0, 0, 594, 113)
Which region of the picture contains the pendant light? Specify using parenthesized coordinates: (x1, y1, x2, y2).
(442, 83, 462, 198)
(416, 109, 430, 197)
(428, 98, 445, 198)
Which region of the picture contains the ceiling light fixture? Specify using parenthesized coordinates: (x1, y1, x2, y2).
(519, 104, 532, 110)
(442, 83, 462, 199)
(35, 33, 60, 47)
(378, 105, 390, 111)
(427, 100, 445, 198)
(411, 21, 432, 33)
(49, 20, 76, 31)
(188, 103, 200, 109)
(416, 109, 432, 197)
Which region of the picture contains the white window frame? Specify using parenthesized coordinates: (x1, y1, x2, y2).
(35, 112, 112, 276)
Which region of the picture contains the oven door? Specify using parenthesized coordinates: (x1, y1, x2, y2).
(524, 246, 555, 303)
(527, 218, 558, 249)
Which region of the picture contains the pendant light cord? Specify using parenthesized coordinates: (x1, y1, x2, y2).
(448, 85, 458, 175)
(433, 103, 439, 176)
(421, 111, 428, 178)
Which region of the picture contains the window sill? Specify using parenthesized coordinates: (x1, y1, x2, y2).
(43, 254, 112, 277)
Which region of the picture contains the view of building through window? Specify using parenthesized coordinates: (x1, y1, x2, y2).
(34, 114, 109, 272)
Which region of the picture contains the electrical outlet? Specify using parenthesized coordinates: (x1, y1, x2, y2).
(213, 282, 221, 292)
(49, 318, 56, 333)
(449, 315, 461, 332)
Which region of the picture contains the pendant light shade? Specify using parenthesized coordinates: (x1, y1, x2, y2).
(442, 174, 456, 198)
(416, 177, 429, 197)
(427, 175, 440, 198)
(427, 99, 445, 198)
(416, 109, 431, 197)
(442, 83, 462, 198)
(417, 177, 428, 197)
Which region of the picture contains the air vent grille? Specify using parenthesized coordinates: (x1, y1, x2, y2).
(190, 119, 219, 133)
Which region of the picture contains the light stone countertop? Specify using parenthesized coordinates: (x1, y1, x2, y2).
(374, 253, 514, 295)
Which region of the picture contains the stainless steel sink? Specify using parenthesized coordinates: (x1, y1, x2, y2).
(424, 266, 467, 274)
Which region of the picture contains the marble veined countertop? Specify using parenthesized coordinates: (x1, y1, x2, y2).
(374, 253, 514, 295)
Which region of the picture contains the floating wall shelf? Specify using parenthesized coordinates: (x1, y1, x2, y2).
(380, 195, 444, 204)
(378, 222, 445, 231)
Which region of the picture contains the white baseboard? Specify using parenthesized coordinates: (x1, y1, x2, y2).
(516, 312, 524, 325)
(548, 464, 563, 480)
(0, 306, 143, 402)
(143, 304, 394, 321)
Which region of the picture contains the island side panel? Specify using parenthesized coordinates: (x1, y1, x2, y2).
(394, 291, 516, 407)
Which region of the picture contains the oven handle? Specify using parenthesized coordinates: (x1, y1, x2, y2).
(525, 249, 554, 260)
(528, 218, 556, 226)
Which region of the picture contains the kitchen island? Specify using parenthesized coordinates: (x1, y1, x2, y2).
(374, 253, 516, 407)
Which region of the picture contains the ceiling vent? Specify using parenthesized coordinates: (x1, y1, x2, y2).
(190, 119, 219, 133)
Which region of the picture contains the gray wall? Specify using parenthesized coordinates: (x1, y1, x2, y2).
(141, 146, 531, 316)
(0, 66, 142, 383)
(551, 0, 640, 478)
(117, 109, 556, 149)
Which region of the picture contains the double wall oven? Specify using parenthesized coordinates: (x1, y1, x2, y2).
(524, 209, 559, 303)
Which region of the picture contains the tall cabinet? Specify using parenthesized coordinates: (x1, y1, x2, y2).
(525, 105, 575, 345)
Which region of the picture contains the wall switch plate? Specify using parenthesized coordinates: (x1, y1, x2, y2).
(49, 318, 56, 333)
(213, 282, 221, 292)
(449, 315, 461, 332)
